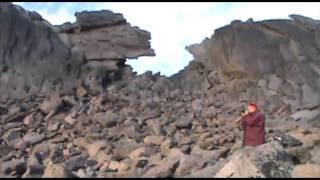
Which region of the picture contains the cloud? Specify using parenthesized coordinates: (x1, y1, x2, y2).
(38, 7, 74, 25)
(221, 2, 320, 22)
(12, 2, 75, 25)
(11, 2, 320, 76)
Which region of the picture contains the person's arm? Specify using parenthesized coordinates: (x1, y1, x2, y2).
(235, 116, 242, 123)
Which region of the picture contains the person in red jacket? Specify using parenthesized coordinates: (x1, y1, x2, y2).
(238, 103, 265, 147)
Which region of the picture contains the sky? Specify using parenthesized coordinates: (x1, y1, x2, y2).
(13, 2, 320, 76)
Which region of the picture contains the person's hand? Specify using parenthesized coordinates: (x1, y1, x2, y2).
(242, 110, 248, 116)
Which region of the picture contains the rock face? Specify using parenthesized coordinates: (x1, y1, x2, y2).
(0, 3, 154, 101)
(185, 15, 320, 107)
(174, 14, 320, 129)
(0, 3, 73, 100)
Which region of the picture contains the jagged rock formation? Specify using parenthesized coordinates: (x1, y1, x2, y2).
(1, 2, 320, 178)
(54, 10, 155, 88)
(0, 2, 73, 100)
(180, 14, 320, 128)
(0, 3, 154, 102)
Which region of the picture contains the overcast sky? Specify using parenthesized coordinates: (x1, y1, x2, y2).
(13, 2, 320, 76)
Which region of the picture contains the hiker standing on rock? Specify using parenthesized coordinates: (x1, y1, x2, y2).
(236, 103, 265, 147)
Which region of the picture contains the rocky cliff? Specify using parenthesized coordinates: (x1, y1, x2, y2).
(0, 3, 154, 101)
(0, 2, 320, 178)
(175, 14, 320, 128)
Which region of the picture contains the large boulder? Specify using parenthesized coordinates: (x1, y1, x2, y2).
(64, 14, 155, 60)
(213, 142, 295, 178)
(214, 151, 265, 178)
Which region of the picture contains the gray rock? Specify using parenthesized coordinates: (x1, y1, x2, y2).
(310, 146, 320, 165)
(123, 126, 144, 141)
(0, 144, 12, 157)
(32, 143, 51, 161)
(75, 10, 126, 30)
(301, 84, 320, 107)
(3, 128, 22, 146)
(180, 145, 191, 154)
(146, 119, 162, 136)
(112, 139, 140, 161)
(191, 145, 229, 161)
(23, 153, 44, 177)
(0, 106, 8, 115)
(273, 131, 303, 147)
(160, 139, 175, 154)
(255, 142, 295, 178)
(87, 140, 108, 158)
(186, 164, 221, 178)
(286, 145, 313, 164)
(42, 162, 77, 178)
(47, 122, 60, 132)
(94, 112, 122, 128)
(191, 99, 204, 113)
(22, 132, 45, 146)
(54, 22, 77, 33)
(174, 155, 206, 177)
(27, 11, 42, 21)
(0, 158, 27, 176)
(74, 168, 86, 177)
(289, 14, 319, 30)
(211, 142, 295, 178)
(65, 155, 88, 171)
(142, 159, 180, 178)
(268, 74, 283, 92)
(175, 118, 192, 129)
(143, 136, 166, 145)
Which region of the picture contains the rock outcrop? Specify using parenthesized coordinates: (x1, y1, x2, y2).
(178, 14, 320, 129)
(0, 2, 73, 100)
(54, 10, 155, 88)
(0, 3, 154, 101)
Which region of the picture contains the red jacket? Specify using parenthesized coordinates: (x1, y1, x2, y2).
(241, 110, 265, 146)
